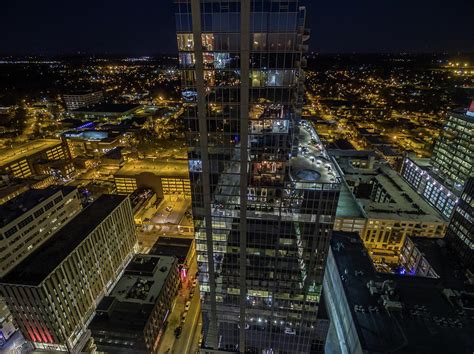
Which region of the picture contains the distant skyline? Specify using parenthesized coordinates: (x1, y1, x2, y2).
(1, 0, 474, 55)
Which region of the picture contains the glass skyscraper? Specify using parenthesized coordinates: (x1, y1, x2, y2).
(175, 1, 341, 352)
(431, 107, 474, 190)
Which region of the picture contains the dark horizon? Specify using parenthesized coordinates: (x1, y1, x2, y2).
(1, 0, 473, 56)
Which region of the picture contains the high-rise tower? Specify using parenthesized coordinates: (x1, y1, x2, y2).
(175, 1, 341, 352)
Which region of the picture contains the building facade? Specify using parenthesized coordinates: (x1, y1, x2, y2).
(176, 1, 341, 352)
(431, 108, 473, 190)
(0, 186, 82, 277)
(0, 140, 69, 179)
(114, 159, 191, 197)
(63, 90, 104, 111)
(446, 177, 474, 273)
(0, 195, 136, 352)
(401, 103, 474, 220)
(401, 157, 458, 220)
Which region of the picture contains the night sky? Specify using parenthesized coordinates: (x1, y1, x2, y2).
(1, 0, 473, 55)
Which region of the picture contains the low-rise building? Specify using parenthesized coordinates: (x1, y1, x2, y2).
(0, 195, 136, 352)
(62, 129, 127, 158)
(114, 159, 190, 198)
(0, 140, 69, 179)
(89, 254, 179, 353)
(69, 103, 141, 121)
(63, 90, 103, 111)
(34, 159, 76, 180)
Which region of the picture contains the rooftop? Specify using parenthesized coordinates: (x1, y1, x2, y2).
(0, 186, 76, 228)
(72, 103, 141, 114)
(90, 254, 176, 331)
(328, 231, 474, 354)
(407, 237, 470, 289)
(150, 236, 193, 264)
(116, 159, 189, 179)
(0, 139, 63, 167)
(1, 194, 128, 285)
(342, 161, 446, 222)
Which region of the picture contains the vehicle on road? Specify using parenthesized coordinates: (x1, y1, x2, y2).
(284, 327, 296, 335)
(181, 311, 188, 323)
(185, 301, 191, 311)
(165, 206, 173, 212)
(192, 279, 198, 287)
(174, 326, 182, 338)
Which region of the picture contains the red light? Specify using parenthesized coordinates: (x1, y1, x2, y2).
(180, 267, 187, 281)
(469, 100, 474, 112)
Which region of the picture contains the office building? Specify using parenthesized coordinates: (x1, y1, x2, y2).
(62, 129, 127, 158)
(0, 195, 136, 352)
(0, 186, 81, 277)
(324, 231, 474, 354)
(335, 157, 447, 263)
(446, 177, 474, 273)
(401, 156, 458, 219)
(63, 90, 104, 111)
(401, 101, 474, 219)
(431, 105, 474, 189)
(89, 255, 179, 353)
(176, 1, 340, 352)
(0, 140, 69, 179)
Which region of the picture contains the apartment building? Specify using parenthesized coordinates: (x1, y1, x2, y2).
(0, 186, 82, 277)
(0, 195, 136, 352)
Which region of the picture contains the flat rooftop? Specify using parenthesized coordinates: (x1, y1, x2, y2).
(72, 103, 141, 114)
(343, 162, 445, 222)
(0, 186, 76, 228)
(329, 231, 474, 353)
(0, 139, 63, 167)
(115, 159, 189, 179)
(150, 236, 193, 264)
(90, 254, 175, 331)
(1, 194, 127, 285)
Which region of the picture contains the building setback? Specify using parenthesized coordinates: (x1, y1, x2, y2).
(89, 254, 179, 353)
(0, 186, 82, 277)
(176, 1, 340, 352)
(0, 195, 136, 352)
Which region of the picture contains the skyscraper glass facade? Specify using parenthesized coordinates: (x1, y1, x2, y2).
(175, 1, 341, 352)
(431, 110, 473, 190)
(446, 178, 474, 273)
